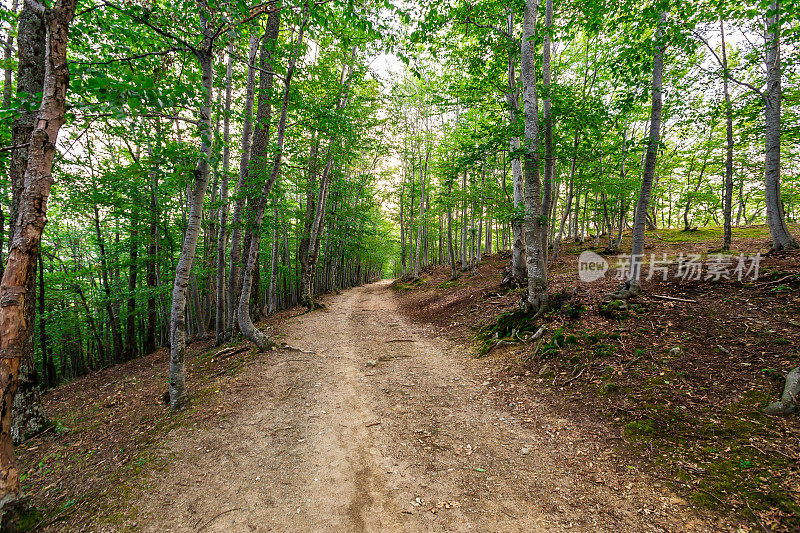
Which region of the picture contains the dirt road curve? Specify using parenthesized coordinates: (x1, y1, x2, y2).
(134, 281, 737, 532)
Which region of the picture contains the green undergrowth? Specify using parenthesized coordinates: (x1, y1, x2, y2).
(436, 279, 461, 290)
(598, 299, 649, 320)
(477, 294, 587, 356)
(653, 225, 777, 245)
(476, 293, 586, 355)
(390, 277, 425, 292)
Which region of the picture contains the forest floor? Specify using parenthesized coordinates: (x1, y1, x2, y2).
(12, 223, 799, 532)
(396, 223, 800, 532)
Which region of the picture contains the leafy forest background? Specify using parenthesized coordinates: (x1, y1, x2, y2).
(0, 0, 798, 447)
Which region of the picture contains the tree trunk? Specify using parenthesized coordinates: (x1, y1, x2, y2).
(145, 138, 159, 355)
(190, 276, 207, 339)
(8, 0, 50, 450)
(736, 178, 744, 227)
(763, 0, 797, 251)
(413, 157, 425, 278)
(168, 10, 215, 409)
(461, 169, 468, 270)
(9, 3, 45, 241)
(485, 212, 492, 255)
(93, 203, 123, 364)
(399, 179, 406, 278)
(305, 154, 332, 305)
(225, 30, 260, 341)
(542, 0, 554, 236)
(552, 130, 579, 259)
(408, 160, 416, 273)
(239, 6, 307, 351)
(477, 162, 485, 263)
(251, 250, 261, 320)
(267, 212, 279, 314)
(506, 12, 526, 286)
(299, 135, 319, 307)
(521, 0, 547, 315)
(719, 19, 734, 251)
(628, 11, 667, 290)
(38, 255, 53, 388)
(1, 0, 18, 109)
(125, 209, 138, 359)
(215, 38, 235, 345)
(0, 0, 76, 519)
(447, 178, 457, 280)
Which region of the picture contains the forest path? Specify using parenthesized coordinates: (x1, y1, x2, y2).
(133, 280, 734, 532)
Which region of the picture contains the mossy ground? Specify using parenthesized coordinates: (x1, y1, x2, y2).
(390, 277, 426, 292)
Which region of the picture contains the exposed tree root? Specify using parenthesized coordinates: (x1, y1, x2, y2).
(302, 300, 327, 314)
(765, 366, 800, 416)
(605, 280, 641, 301)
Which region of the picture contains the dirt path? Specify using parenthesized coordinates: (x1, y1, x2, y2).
(133, 281, 738, 532)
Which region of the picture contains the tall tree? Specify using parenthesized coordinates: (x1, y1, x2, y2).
(521, 0, 547, 315)
(762, 0, 797, 251)
(506, 10, 526, 286)
(0, 0, 77, 522)
(720, 17, 734, 251)
(168, 5, 216, 409)
(225, 29, 260, 342)
(628, 10, 667, 291)
(215, 37, 235, 345)
(238, 5, 308, 349)
(8, 0, 49, 446)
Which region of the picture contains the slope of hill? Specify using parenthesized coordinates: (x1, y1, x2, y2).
(395, 225, 800, 531)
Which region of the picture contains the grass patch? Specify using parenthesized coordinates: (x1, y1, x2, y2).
(391, 278, 425, 292)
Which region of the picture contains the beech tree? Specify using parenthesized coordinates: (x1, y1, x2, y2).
(0, 0, 77, 523)
(762, 0, 797, 251)
(628, 10, 667, 292)
(0, 0, 797, 520)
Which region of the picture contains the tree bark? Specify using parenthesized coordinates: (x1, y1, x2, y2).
(446, 177, 457, 280)
(720, 19, 734, 251)
(477, 162, 485, 263)
(145, 138, 159, 355)
(413, 156, 426, 278)
(238, 6, 307, 350)
(298, 135, 319, 307)
(225, 30, 260, 341)
(460, 169, 468, 270)
(38, 254, 53, 388)
(92, 202, 123, 364)
(505, 11, 526, 286)
(763, 0, 797, 251)
(2, 0, 18, 109)
(628, 11, 667, 290)
(125, 208, 138, 359)
(267, 211, 279, 314)
(168, 8, 215, 410)
(0, 0, 76, 519)
(215, 38, 235, 345)
(542, 0, 554, 233)
(7, 0, 50, 449)
(399, 179, 406, 278)
(552, 130, 579, 259)
(521, 0, 547, 315)
(304, 153, 332, 304)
